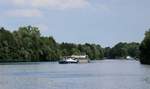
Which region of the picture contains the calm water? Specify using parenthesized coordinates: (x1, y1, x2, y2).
(0, 60, 150, 89)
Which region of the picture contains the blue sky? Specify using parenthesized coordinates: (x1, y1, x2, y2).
(0, 0, 150, 47)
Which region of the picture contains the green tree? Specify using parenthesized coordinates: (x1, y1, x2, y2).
(110, 42, 128, 59)
(140, 29, 150, 64)
(0, 26, 114, 62)
(105, 42, 140, 59)
(127, 42, 140, 58)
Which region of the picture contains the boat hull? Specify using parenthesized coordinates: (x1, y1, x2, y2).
(59, 60, 78, 64)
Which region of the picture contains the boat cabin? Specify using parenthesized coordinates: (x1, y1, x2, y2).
(71, 55, 90, 63)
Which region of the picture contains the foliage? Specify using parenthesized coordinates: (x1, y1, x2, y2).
(60, 43, 104, 60)
(0, 26, 141, 62)
(104, 42, 140, 59)
(0, 26, 104, 62)
(140, 29, 150, 64)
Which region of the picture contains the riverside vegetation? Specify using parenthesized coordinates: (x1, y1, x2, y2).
(0, 26, 149, 65)
(139, 29, 150, 64)
(0, 26, 104, 62)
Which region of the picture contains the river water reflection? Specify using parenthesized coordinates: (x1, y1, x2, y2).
(0, 60, 150, 89)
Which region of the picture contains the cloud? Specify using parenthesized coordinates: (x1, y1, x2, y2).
(7, 0, 90, 9)
(2, 9, 43, 18)
(0, 0, 90, 19)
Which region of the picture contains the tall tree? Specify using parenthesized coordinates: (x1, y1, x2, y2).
(140, 29, 150, 64)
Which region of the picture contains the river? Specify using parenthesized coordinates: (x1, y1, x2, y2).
(0, 60, 150, 89)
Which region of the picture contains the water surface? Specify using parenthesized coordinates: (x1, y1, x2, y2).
(0, 60, 150, 89)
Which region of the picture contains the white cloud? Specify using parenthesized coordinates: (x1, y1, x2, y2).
(0, 0, 90, 18)
(2, 9, 43, 18)
(7, 0, 90, 9)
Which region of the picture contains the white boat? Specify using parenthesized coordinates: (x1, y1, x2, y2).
(59, 57, 78, 64)
(126, 56, 134, 60)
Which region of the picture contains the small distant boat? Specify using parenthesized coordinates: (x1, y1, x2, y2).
(59, 57, 78, 64)
(126, 56, 134, 60)
(59, 55, 90, 64)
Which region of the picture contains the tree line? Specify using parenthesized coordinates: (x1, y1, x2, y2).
(104, 42, 140, 59)
(103, 29, 150, 65)
(0, 26, 104, 62)
(1, 25, 149, 63)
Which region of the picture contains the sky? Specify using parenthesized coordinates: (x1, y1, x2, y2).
(0, 0, 150, 47)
